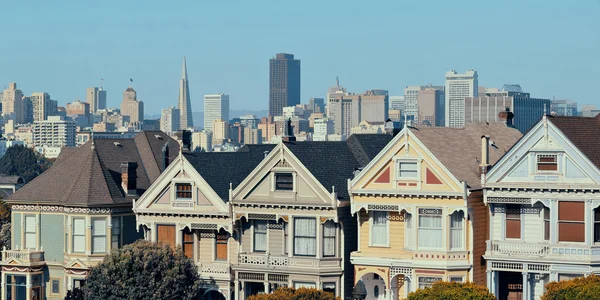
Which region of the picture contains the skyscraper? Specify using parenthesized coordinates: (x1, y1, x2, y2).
(327, 93, 360, 139)
(160, 106, 181, 134)
(551, 100, 578, 116)
(360, 89, 389, 123)
(2, 83, 24, 123)
(120, 87, 144, 125)
(98, 86, 107, 111)
(269, 53, 300, 117)
(417, 86, 445, 126)
(445, 70, 478, 127)
(179, 57, 194, 129)
(86, 87, 106, 114)
(31, 92, 57, 122)
(389, 96, 405, 111)
(204, 94, 230, 132)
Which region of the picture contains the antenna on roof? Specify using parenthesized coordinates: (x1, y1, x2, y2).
(336, 76, 339, 86)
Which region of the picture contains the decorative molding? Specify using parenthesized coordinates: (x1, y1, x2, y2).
(2, 266, 44, 273)
(65, 269, 89, 275)
(191, 223, 218, 230)
(418, 208, 442, 215)
(418, 277, 442, 283)
(368, 204, 399, 211)
(11, 204, 132, 214)
(267, 223, 283, 229)
(487, 197, 531, 204)
(390, 267, 412, 279)
(247, 213, 277, 220)
(275, 159, 291, 168)
(199, 232, 216, 238)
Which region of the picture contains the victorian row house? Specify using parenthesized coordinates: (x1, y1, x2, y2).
(483, 114, 600, 300)
(132, 134, 393, 300)
(1, 132, 179, 300)
(350, 123, 522, 300)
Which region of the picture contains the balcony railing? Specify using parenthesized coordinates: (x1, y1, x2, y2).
(238, 253, 341, 269)
(486, 240, 600, 262)
(2, 248, 45, 264)
(197, 262, 230, 275)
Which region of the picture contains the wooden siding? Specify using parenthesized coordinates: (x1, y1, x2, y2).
(40, 214, 65, 262)
(269, 221, 284, 255)
(468, 190, 487, 286)
(198, 230, 214, 263)
(524, 204, 543, 243)
(491, 206, 503, 240)
(240, 220, 252, 252)
(358, 210, 407, 257)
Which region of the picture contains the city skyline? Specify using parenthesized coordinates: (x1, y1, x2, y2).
(0, 1, 598, 115)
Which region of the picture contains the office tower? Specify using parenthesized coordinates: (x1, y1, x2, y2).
(2, 83, 24, 123)
(179, 57, 194, 129)
(417, 86, 445, 126)
(389, 96, 405, 111)
(243, 127, 262, 145)
(360, 90, 389, 123)
(192, 130, 212, 152)
(269, 53, 301, 117)
(31, 92, 57, 122)
(160, 106, 181, 134)
(120, 87, 144, 124)
(308, 98, 325, 113)
(212, 119, 229, 145)
(98, 87, 107, 110)
(313, 118, 334, 141)
(33, 116, 76, 147)
(389, 110, 402, 122)
(204, 94, 229, 132)
(327, 93, 361, 139)
(551, 100, 578, 116)
(445, 70, 478, 127)
(66, 100, 90, 116)
(86, 87, 107, 113)
(239, 115, 260, 129)
(403, 86, 422, 121)
(22, 97, 33, 124)
(581, 105, 600, 117)
(464, 88, 551, 133)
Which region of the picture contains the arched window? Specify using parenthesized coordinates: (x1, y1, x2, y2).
(374, 285, 380, 297)
(450, 211, 464, 250)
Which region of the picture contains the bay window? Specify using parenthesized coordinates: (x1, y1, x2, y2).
(404, 213, 413, 249)
(450, 211, 464, 250)
(294, 217, 316, 256)
(73, 218, 86, 253)
(323, 221, 336, 257)
(558, 201, 585, 243)
(92, 218, 106, 254)
(371, 211, 389, 246)
(417, 208, 442, 249)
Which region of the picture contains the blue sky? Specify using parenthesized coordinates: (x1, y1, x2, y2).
(1, 0, 598, 115)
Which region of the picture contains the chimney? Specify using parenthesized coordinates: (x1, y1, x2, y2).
(480, 135, 490, 175)
(282, 118, 296, 142)
(120, 161, 138, 195)
(175, 130, 192, 152)
(498, 107, 515, 128)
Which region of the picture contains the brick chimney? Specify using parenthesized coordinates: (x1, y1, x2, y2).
(480, 135, 490, 175)
(120, 162, 138, 195)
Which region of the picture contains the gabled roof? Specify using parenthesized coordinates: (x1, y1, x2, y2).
(547, 115, 600, 169)
(8, 131, 179, 207)
(409, 123, 522, 189)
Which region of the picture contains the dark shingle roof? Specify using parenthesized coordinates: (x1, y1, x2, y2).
(8, 131, 179, 207)
(547, 115, 600, 169)
(0, 175, 24, 185)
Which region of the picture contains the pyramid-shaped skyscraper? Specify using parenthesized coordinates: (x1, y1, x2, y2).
(178, 56, 194, 129)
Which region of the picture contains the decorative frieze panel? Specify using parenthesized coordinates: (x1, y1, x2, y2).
(2, 266, 44, 273)
(367, 204, 399, 211)
(268, 274, 289, 283)
(267, 223, 283, 229)
(491, 262, 523, 271)
(418, 208, 442, 215)
(191, 223, 218, 230)
(418, 277, 442, 284)
(11, 204, 131, 214)
(390, 267, 412, 279)
(247, 213, 277, 220)
(239, 272, 264, 281)
(487, 197, 531, 204)
(199, 232, 216, 238)
(200, 263, 229, 274)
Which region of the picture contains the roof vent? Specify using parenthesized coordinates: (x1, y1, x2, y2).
(263, 151, 269, 158)
(114, 142, 122, 147)
(155, 134, 163, 140)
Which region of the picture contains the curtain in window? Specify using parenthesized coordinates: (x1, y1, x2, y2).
(404, 213, 413, 249)
(73, 219, 86, 253)
(25, 216, 36, 249)
(323, 221, 336, 257)
(450, 211, 463, 249)
(92, 219, 106, 254)
(371, 211, 388, 245)
(294, 218, 316, 256)
(418, 215, 442, 248)
(253, 221, 267, 252)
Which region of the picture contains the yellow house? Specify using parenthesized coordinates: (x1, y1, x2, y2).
(350, 123, 521, 299)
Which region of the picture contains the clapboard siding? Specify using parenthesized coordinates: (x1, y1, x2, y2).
(240, 220, 252, 252)
(491, 206, 503, 240)
(468, 191, 487, 286)
(523, 204, 543, 242)
(268, 221, 284, 255)
(198, 230, 214, 262)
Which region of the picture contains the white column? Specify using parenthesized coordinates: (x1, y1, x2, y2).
(550, 200, 558, 243)
(316, 219, 322, 259)
(150, 223, 156, 242)
(288, 218, 294, 258)
(356, 215, 361, 252)
(240, 281, 245, 300)
(586, 200, 593, 245)
(234, 280, 239, 300)
(25, 274, 32, 300)
(486, 270, 493, 294)
(522, 272, 529, 300)
(1, 271, 5, 300)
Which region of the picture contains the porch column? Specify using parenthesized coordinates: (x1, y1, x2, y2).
(522, 271, 529, 300)
(356, 215, 361, 252)
(264, 275, 269, 294)
(1, 271, 5, 300)
(586, 200, 593, 246)
(234, 280, 239, 300)
(385, 288, 392, 300)
(486, 270, 493, 295)
(240, 281, 245, 300)
(150, 223, 157, 242)
(25, 273, 31, 300)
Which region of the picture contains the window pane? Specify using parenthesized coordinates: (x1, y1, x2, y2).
(399, 162, 418, 178)
(73, 235, 85, 252)
(558, 202, 584, 221)
(25, 233, 36, 249)
(294, 218, 316, 256)
(538, 164, 558, 171)
(372, 212, 388, 245)
(275, 174, 294, 191)
(25, 216, 36, 233)
(73, 219, 85, 235)
(323, 221, 336, 257)
(559, 223, 585, 242)
(52, 280, 60, 294)
(92, 219, 106, 236)
(506, 219, 521, 239)
(176, 183, 192, 199)
(92, 236, 106, 253)
(216, 234, 228, 261)
(254, 221, 267, 252)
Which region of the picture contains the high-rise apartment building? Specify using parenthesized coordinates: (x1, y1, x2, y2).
(403, 86, 422, 121)
(445, 70, 478, 127)
(269, 53, 300, 117)
(313, 118, 334, 141)
(551, 100, 578, 116)
(2, 83, 24, 123)
(86, 87, 107, 113)
(417, 86, 445, 126)
(360, 89, 389, 123)
(204, 93, 229, 132)
(243, 127, 262, 145)
(33, 116, 76, 147)
(327, 93, 360, 139)
(179, 57, 194, 129)
(212, 119, 229, 145)
(192, 130, 212, 152)
(66, 100, 90, 116)
(22, 97, 33, 124)
(31, 92, 57, 122)
(389, 95, 405, 111)
(160, 106, 181, 134)
(120, 87, 144, 125)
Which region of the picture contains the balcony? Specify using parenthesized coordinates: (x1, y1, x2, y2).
(1, 248, 45, 266)
(237, 253, 342, 270)
(486, 240, 600, 263)
(196, 262, 230, 280)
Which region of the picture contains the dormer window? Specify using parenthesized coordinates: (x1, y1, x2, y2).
(275, 173, 294, 191)
(175, 183, 192, 199)
(537, 154, 558, 172)
(398, 161, 418, 179)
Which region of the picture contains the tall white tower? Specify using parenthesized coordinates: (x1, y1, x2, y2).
(445, 70, 478, 127)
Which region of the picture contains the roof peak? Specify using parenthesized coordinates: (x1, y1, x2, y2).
(181, 56, 188, 80)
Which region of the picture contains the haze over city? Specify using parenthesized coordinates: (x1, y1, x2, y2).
(1, 0, 598, 114)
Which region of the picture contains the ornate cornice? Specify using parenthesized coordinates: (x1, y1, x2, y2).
(11, 204, 131, 214)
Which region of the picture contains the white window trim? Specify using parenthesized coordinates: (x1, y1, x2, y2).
(535, 152, 561, 174)
(171, 179, 196, 202)
(252, 220, 268, 252)
(369, 211, 390, 247)
(271, 172, 296, 192)
(293, 217, 318, 256)
(91, 217, 107, 254)
(449, 276, 465, 283)
(450, 211, 465, 250)
(393, 157, 423, 189)
(24, 214, 37, 250)
(72, 217, 86, 253)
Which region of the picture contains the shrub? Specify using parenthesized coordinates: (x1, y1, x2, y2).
(407, 281, 495, 300)
(247, 287, 339, 300)
(541, 275, 600, 300)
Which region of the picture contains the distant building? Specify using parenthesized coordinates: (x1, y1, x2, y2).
(15, 126, 33, 146)
(86, 86, 107, 113)
(581, 105, 600, 117)
(160, 106, 181, 134)
(33, 116, 76, 148)
(269, 53, 301, 117)
(120, 87, 144, 125)
(192, 130, 212, 152)
(66, 100, 90, 116)
(403, 86, 422, 121)
(350, 120, 385, 135)
(313, 118, 334, 141)
(445, 69, 478, 127)
(30, 92, 57, 122)
(308, 97, 325, 113)
(243, 127, 262, 145)
(360, 89, 389, 123)
(204, 94, 229, 132)
(239, 115, 260, 129)
(92, 122, 116, 133)
(464, 90, 551, 133)
(2, 83, 24, 123)
(417, 86, 445, 126)
(22, 96, 33, 124)
(551, 100, 578, 116)
(389, 95, 404, 111)
(178, 57, 194, 129)
(327, 93, 360, 139)
(388, 109, 402, 122)
(258, 116, 277, 142)
(212, 119, 229, 145)
(0, 139, 25, 158)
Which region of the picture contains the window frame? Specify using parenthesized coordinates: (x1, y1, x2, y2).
(24, 214, 37, 250)
(215, 232, 228, 262)
(418, 276, 442, 289)
(536, 154, 558, 173)
(595, 207, 600, 244)
(111, 217, 121, 250)
(50, 278, 61, 295)
(274, 173, 294, 191)
(293, 217, 317, 257)
(91, 218, 107, 254)
(370, 211, 390, 247)
(72, 218, 86, 253)
(175, 182, 193, 200)
(404, 213, 414, 250)
(182, 228, 194, 259)
(450, 211, 464, 250)
(449, 276, 464, 283)
(558, 201, 585, 243)
(395, 159, 420, 180)
(253, 220, 268, 252)
(505, 204, 522, 240)
(417, 208, 443, 250)
(323, 220, 336, 257)
(544, 206, 550, 241)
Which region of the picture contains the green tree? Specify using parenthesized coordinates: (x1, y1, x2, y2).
(541, 275, 600, 300)
(0, 198, 10, 250)
(407, 281, 495, 300)
(83, 240, 201, 300)
(64, 288, 84, 300)
(0, 145, 54, 182)
(247, 287, 339, 300)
